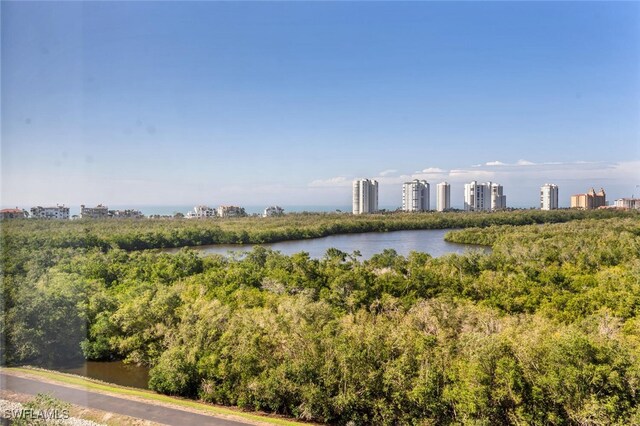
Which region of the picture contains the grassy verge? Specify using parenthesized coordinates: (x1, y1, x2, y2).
(2, 367, 311, 426)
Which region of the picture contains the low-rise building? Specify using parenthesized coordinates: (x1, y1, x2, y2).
(80, 204, 109, 219)
(0, 208, 28, 219)
(571, 188, 606, 209)
(614, 198, 640, 210)
(186, 205, 216, 219)
(148, 214, 174, 219)
(263, 206, 285, 217)
(109, 209, 144, 218)
(30, 205, 70, 220)
(218, 205, 247, 218)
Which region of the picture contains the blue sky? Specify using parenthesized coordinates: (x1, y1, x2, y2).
(2, 1, 639, 209)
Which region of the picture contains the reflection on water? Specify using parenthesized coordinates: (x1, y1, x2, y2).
(57, 360, 149, 389)
(164, 228, 490, 259)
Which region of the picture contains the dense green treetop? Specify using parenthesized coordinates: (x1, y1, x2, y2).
(1, 211, 639, 424)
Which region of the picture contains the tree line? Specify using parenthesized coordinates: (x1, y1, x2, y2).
(2, 209, 634, 251)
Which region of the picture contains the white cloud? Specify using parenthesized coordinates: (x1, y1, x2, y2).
(308, 176, 352, 188)
(481, 159, 539, 167)
(379, 169, 398, 176)
(419, 167, 446, 173)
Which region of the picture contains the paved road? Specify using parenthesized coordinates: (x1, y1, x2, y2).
(0, 373, 252, 426)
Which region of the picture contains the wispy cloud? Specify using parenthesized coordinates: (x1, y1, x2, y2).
(308, 176, 352, 188)
(378, 169, 397, 177)
(417, 167, 447, 174)
(481, 159, 536, 167)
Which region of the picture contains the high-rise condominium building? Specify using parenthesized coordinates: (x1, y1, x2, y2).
(352, 179, 379, 214)
(464, 181, 486, 211)
(540, 184, 559, 210)
(571, 188, 606, 209)
(402, 179, 430, 212)
(464, 181, 506, 212)
(436, 182, 451, 212)
(489, 182, 507, 211)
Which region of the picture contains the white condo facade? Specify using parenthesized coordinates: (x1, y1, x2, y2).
(263, 206, 285, 217)
(614, 198, 640, 210)
(402, 179, 430, 212)
(80, 204, 109, 219)
(218, 205, 247, 218)
(30, 205, 70, 220)
(352, 179, 379, 214)
(464, 181, 506, 212)
(489, 182, 506, 210)
(186, 205, 216, 219)
(540, 184, 559, 210)
(436, 182, 450, 212)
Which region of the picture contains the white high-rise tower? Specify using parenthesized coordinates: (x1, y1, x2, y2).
(352, 179, 379, 214)
(464, 181, 486, 211)
(436, 182, 450, 212)
(540, 184, 559, 210)
(464, 181, 506, 211)
(402, 179, 430, 212)
(489, 182, 506, 210)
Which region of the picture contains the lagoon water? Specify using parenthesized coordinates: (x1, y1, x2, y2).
(164, 228, 489, 259)
(57, 360, 150, 389)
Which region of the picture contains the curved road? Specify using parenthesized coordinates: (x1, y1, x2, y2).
(0, 372, 252, 426)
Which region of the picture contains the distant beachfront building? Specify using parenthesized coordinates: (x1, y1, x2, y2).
(30, 205, 69, 220)
(109, 209, 144, 218)
(263, 206, 285, 217)
(0, 208, 28, 219)
(540, 184, 559, 210)
(80, 204, 109, 219)
(571, 188, 606, 209)
(464, 181, 506, 212)
(436, 182, 451, 212)
(218, 205, 247, 218)
(402, 179, 430, 212)
(352, 179, 379, 214)
(614, 198, 640, 210)
(186, 205, 216, 219)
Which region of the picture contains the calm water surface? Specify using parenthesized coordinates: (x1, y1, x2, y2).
(165, 228, 489, 259)
(57, 361, 150, 389)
